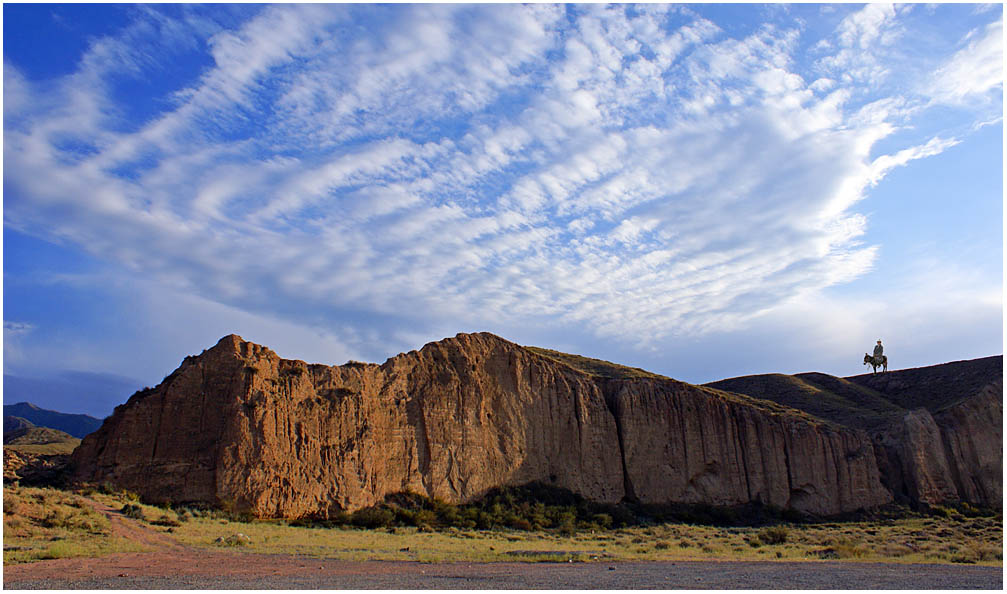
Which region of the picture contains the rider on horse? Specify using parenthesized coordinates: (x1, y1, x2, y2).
(864, 339, 888, 373)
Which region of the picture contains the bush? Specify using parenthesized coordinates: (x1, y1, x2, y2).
(151, 514, 181, 527)
(119, 490, 141, 503)
(214, 533, 252, 547)
(350, 506, 395, 529)
(120, 504, 145, 521)
(40, 509, 71, 529)
(590, 513, 613, 530)
(950, 544, 1000, 564)
(758, 525, 788, 545)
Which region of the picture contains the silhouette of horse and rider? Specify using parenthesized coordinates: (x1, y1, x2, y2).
(863, 339, 887, 374)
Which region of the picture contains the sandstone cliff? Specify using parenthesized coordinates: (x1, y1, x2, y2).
(72, 333, 994, 518)
(708, 356, 1003, 508)
(73, 333, 627, 517)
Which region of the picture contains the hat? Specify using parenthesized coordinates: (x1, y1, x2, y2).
(877, 339, 882, 343)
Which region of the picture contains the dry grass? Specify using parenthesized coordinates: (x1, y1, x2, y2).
(3, 485, 147, 563)
(165, 509, 1001, 566)
(4, 484, 1002, 567)
(523, 346, 668, 380)
(4, 441, 80, 456)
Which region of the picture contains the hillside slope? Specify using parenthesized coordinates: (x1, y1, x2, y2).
(3, 402, 103, 439)
(72, 333, 890, 518)
(706, 356, 1003, 507)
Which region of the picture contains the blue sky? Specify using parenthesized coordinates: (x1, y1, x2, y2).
(3, 3, 1002, 417)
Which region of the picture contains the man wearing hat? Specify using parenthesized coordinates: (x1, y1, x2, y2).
(873, 339, 884, 364)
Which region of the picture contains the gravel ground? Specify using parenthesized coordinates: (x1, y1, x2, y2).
(5, 559, 1002, 590)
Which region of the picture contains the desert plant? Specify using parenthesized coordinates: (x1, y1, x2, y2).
(350, 506, 395, 528)
(120, 504, 145, 521)
(758, 525, 788, 545)
(119, 490, 141, 503)
(151, 514, 181, 527)
(950, 543, 1000, 564)
(214, 533, 252, 546)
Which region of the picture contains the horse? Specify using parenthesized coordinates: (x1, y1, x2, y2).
(863, 353, 888, 374)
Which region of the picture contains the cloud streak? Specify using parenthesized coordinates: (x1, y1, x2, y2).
(4, 4, 1001, 358)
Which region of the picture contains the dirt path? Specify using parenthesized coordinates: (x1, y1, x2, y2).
(81, 498, 182, 551)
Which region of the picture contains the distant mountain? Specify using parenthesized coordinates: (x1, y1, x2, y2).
(4, 415, 35, 433)
(4, 371, 143, 419)
(2, 402, 103, 439)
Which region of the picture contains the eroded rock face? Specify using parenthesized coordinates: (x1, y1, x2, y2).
(933, 382, 1003, 506)
(73, 333, 626, 517)
(78, 332, 1001, 518)
(859, 366, 1003, 508)
(605, 380, 889, 515)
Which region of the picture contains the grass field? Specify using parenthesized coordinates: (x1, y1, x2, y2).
(3, 485, 148, 563)
(3, 442, 80, 456)
(163, 509, 1006, 565)
(5, 484, 1000, 567)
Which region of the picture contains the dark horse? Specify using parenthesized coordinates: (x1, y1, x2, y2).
(863, 353, 888, 374)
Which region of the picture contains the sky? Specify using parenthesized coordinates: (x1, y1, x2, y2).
(3, 3, 1003, 418)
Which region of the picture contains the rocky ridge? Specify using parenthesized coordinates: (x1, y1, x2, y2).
(707, 356, 1002, 508)
(71, 333, 998, 518)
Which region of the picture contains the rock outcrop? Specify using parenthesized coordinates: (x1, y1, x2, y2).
(72, 333, 627, 517)
(71, 333, 997, 518)
(709, 356, 1003, 509)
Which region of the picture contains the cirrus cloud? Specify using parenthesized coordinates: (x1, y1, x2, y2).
(4, 3, 1001, 362)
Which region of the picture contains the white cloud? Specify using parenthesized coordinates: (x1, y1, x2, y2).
(3, 321, 35, 335)
(927, 16, 1003, 105)
(868, 136, 963, 185)
(3, 3, 999, 360)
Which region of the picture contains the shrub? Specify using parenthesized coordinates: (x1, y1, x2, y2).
(827, 537, 868, 559)
(509, 517, 533, 531)
(120, 504, 145, 521)
(758, 526, 788, 545)
(151, 514, 181, 527)
(950, 544, 1000, 564)
(590, 513, 613, 530)
(350, 506, 395, 529)
(41, 509, 71, 529)
(214, 533, 252, 547)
